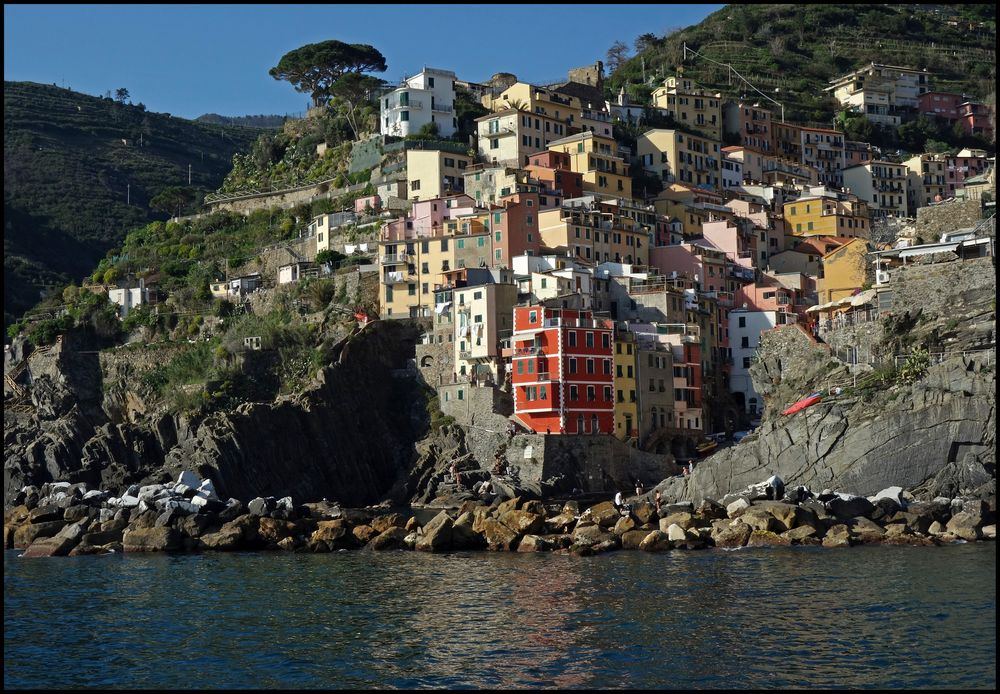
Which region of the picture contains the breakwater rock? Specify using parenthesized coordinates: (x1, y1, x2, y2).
(6, 473, 995, 558)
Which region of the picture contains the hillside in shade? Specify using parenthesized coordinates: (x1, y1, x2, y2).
(3, 81, 265, 330)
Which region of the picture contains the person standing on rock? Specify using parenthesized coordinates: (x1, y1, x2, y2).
(655, 490, 662, 516)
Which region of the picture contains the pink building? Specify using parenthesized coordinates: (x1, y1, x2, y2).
(381, 194, 476, 241)
(354, 194, 382, 214)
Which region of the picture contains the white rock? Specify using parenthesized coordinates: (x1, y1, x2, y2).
(49, 482, 72, 491)
(106, 497, 121, 508)
(982, 524, 996, 540)
(872, 486, 906, 507)
(176, 470, 201, 489)
(83, 490, 106, 500)
(97, 508, 115, 522)
(174, 483, 193, 496)
(53, 491, 68, 502)
(121, 495, 140, 508)
(666, 523, 687, 542)
(277, 496, 294, 511)
(197, 479, 218, 500)
(139, 484, 164, 496)
(189, 495, 209, 508)
(726, 498, 750, 517)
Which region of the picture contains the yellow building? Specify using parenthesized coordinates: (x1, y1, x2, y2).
(637, 129, 721, 191)
(478, 83, 578, 166)
(538, 198, 649, 266)
(783, 194, 871, 239)
(379, 230, 493, 319)
(816, 237, 870, 305)
(545, 131, 631, 198)
(614, 332, 639, 441)
(651, 76, 724, 141)
(405, 148, 474, 201)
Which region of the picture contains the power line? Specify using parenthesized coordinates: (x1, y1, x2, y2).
(682, 42, 785, 123)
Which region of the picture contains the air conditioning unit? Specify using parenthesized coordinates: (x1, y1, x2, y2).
(876, 270, 890, 284)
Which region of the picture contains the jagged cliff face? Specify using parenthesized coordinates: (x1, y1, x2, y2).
(659, 255, 997, 505)
(659, 351, 995, 504)
(4, 321, 427, 507)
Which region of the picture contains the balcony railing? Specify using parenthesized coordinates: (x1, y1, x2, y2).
(381, 253, 409, 265)
(431, 103, 454, 113)
(515, 345, 544, 356)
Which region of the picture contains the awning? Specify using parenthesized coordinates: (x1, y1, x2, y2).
(850, 288, 877, 307)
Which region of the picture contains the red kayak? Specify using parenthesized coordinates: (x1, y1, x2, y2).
(782, 393, 822, 416)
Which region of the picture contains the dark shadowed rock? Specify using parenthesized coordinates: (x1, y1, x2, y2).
(712, 520, 752, 548)
(694, 498, 727, 521)
(22, 521, 88, 557)
(480, 518, 518, 551)
(827, 495, 875, 520)
(28, 505, 63, 524)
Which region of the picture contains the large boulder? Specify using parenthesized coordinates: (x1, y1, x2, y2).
(848, 517, 886, 544)
(123, 527, 181, 552)
(588, 501, 621, 528)
(751, 501, 801, 532)
(826, 494, 876, 521)
(746, 530, 791, 547)
(621, 529, 652, 550)
(21, 521, 88, 557)
(516, 535, 554, 553)
(499, 510, 544, 536)
(711, 520, 752, 548)
(659, 512, 695, 531)
(370, 513, 408, 534)
(13, 520, 67, 548)
(946, 511, 983, 541)
(632, 502, 658, 525)
(480, 518, 518, 551)
(311, 519, 354, 550)
(638, 530, 671, 552)
(415, 511, 454, 552)
(822, 524, 852, 548)
(452, 512, 486, 550)
(735, 507, 775, 532)
(367, 527, 410, 551)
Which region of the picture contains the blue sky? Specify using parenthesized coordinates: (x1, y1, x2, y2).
(4, 4, 725, 120)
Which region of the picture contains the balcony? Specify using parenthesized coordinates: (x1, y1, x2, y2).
(432, 103, 454, 113)
(391, 99, 423, 110)
(384, 271, 413, 284)
(458, 350, 472, 360)
(381, 253, 409, 265)
(515, 345, 544, 356)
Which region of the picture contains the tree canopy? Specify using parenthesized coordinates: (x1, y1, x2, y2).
(269, 40, 387, 107)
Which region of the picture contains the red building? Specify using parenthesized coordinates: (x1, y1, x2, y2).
(511, 305, 614, 435)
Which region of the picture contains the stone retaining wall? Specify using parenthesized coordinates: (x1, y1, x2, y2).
(915, 198, 983, 241)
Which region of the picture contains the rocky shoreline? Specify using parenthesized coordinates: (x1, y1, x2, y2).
(5, 471, 996, 557)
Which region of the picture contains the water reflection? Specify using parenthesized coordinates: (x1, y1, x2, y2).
(4, 544, 996, 689)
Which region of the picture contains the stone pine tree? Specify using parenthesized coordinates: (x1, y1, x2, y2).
(269, 40, 387, 107)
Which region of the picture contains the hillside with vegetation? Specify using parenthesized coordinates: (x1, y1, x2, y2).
(3, 81, 266, 331)
(607, 4, 996, 129)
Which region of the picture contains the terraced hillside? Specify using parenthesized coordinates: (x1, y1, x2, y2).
(3, 81, 264, 331)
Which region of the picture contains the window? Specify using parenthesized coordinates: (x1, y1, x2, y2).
(617, 389, 624, 402)
(586, 359, 595, 374)
(586, 332, 594, 347)
(743, 357, 751, 368)
(603, 359, 611, 375)
(540, 385, 547, 400)
(408, 284, 416, 296)
(587, 386, 596, 401)
(569, 358, 577, 374)
(568, 332, 577, 347)
(410, 180, 421, 191)
(604, 386, 612, 402)
(738, 316, 746, 328)
(517, 360, 524, 375)
(400, 111, 409, 122)
(741, 336, 750, 348)
(616, 364, 623, 377)
(570, 385, 578, 400)
(422, 283, 428, 294)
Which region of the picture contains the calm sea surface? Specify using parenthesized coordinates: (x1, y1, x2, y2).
(4, 543, 996, 689)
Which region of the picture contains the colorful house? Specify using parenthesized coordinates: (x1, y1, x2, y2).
(510, 305, 614, 435)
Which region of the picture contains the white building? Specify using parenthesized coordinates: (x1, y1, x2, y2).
(728, 308, 781, 417)
(380, 68, 457, 139)
(107, 279, 151, 318)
